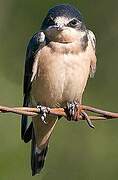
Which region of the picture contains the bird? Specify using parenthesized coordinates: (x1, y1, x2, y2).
(21, 4, 97, 176)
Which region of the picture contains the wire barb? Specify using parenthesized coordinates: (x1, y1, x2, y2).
(81, 110, 95, 128)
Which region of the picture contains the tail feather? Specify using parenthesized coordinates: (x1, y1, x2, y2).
(31, 116, 58, 175)
(23, 122, 33, 143)
(21, 115, 28, 140)
(31, 128, 48, 176)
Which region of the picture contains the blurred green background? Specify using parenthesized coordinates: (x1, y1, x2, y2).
(0, 0, 118, 179)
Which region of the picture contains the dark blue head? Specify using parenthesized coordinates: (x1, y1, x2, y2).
(41, 4, 86, 31)
(40, 4, 87, 44)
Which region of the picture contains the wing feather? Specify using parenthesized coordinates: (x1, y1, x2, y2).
(21, 32, 46, 141)
(87, 30, 97, 78)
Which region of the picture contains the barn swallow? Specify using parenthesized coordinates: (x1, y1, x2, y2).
(21, 4, 97, 176)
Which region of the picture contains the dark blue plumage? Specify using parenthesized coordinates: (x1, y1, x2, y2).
(49, 4, 83, 20)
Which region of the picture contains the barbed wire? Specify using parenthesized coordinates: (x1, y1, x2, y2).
(0, 104, 118, 124)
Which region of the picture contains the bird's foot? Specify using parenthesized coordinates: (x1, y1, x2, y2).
(65, 101, 95, 128)
(37, 105, 50, 124)
(65, 101, 80, 121)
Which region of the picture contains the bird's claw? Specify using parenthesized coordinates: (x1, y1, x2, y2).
(65, 101, 79, 121)
(65, 101, 95, 128)
(37, 105, 50, 124)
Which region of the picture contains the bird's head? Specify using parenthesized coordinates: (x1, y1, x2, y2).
(41, 4, 87, 44)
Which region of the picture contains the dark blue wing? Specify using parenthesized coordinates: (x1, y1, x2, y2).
(21, 32, 45, 142)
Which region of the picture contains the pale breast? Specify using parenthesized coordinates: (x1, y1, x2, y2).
(31, 41, 91, 107)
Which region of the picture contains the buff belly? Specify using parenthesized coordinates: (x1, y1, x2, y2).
(31, 44, 91, 108)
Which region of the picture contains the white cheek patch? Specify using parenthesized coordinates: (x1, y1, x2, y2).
(55, 16, 69, 26)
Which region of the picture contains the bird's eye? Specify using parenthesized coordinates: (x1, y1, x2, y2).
(68, 19, 78, 27)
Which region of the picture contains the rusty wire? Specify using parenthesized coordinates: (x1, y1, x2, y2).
(0, 104, 118, 122)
